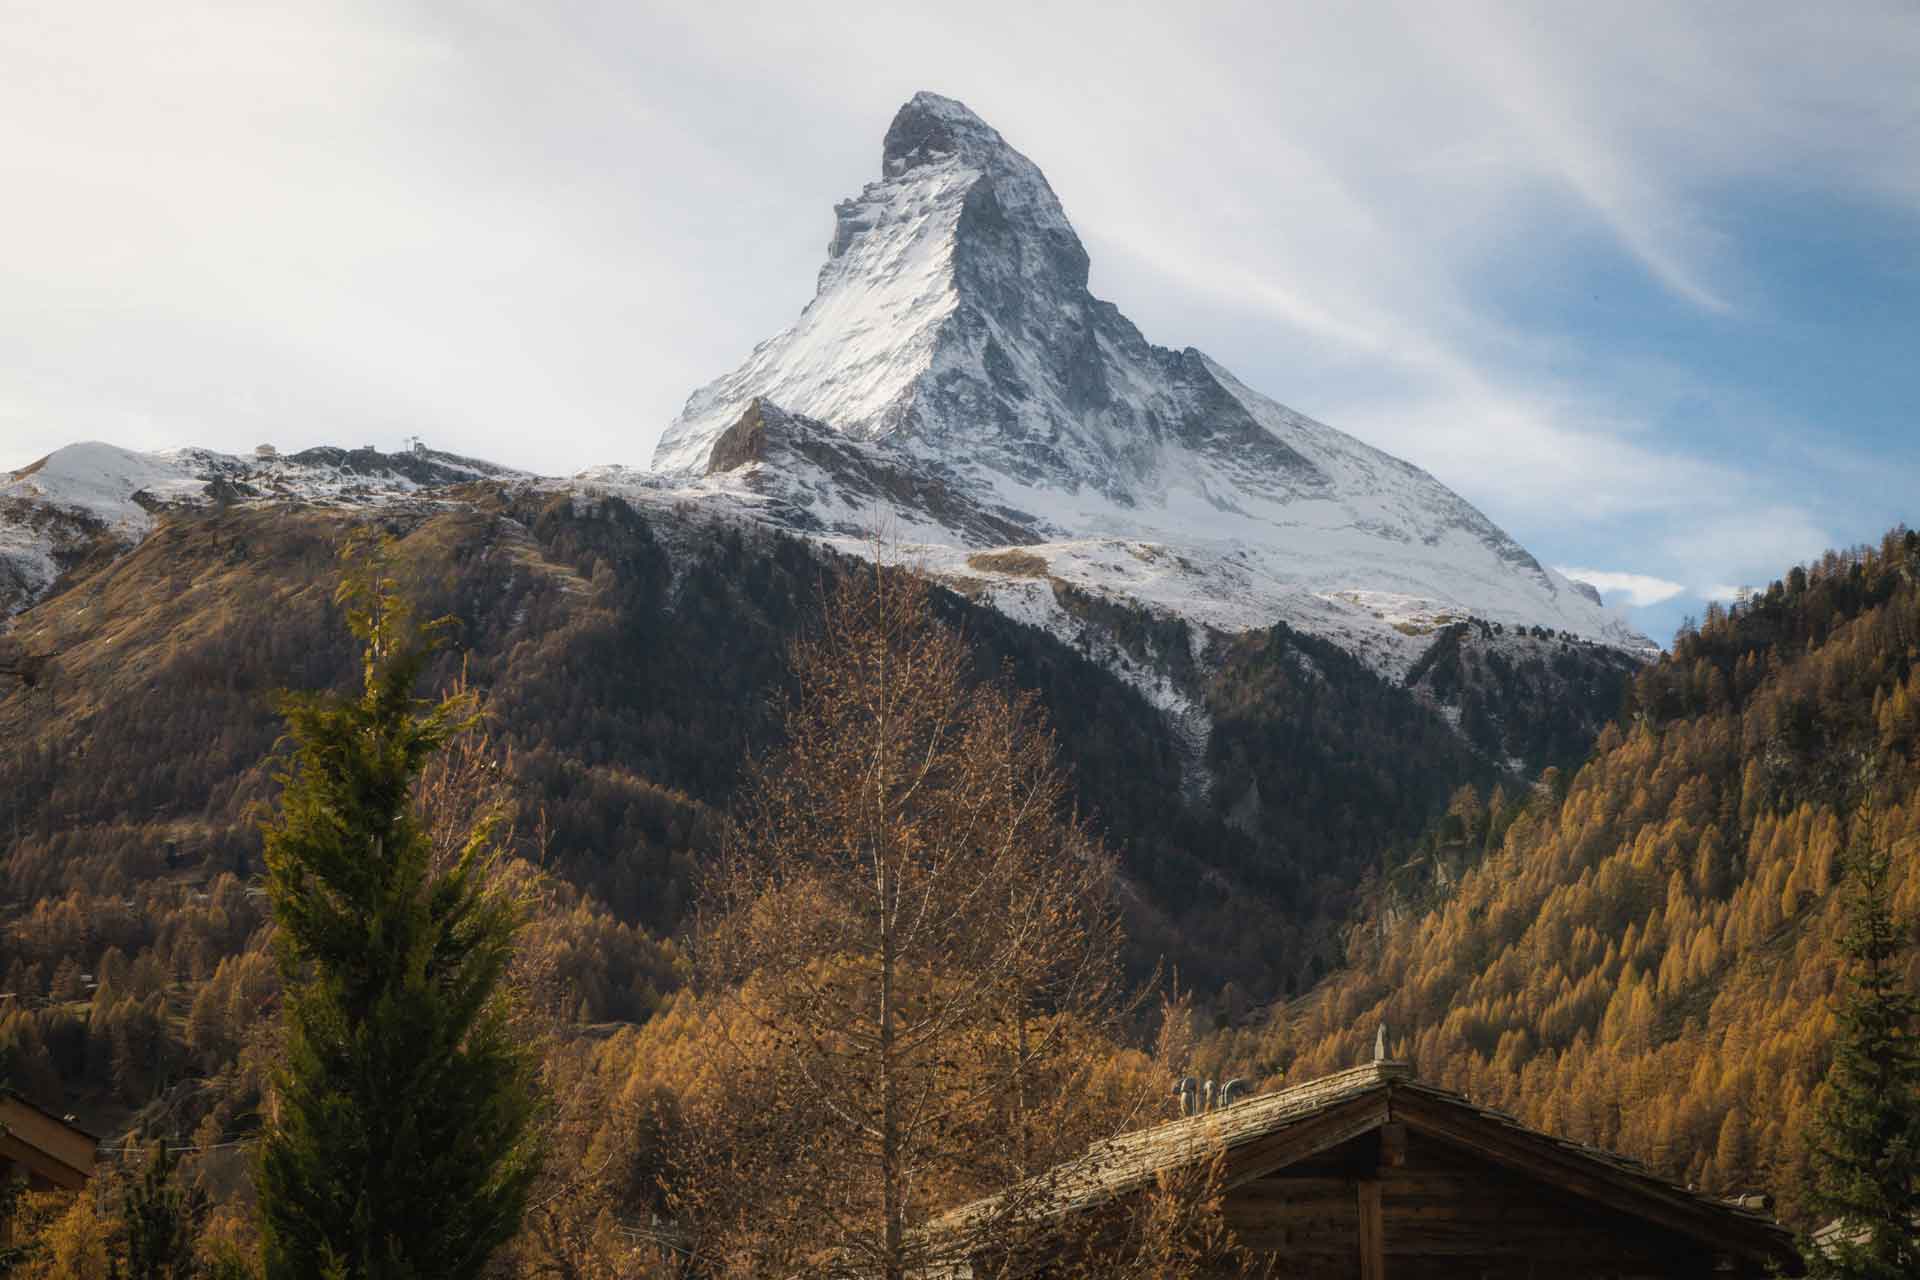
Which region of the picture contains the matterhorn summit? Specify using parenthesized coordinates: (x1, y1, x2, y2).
(653, 91, 1323, 508)
(645, 92, 1651, 675)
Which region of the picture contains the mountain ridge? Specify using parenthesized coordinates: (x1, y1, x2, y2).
(1, 440, 520, 615)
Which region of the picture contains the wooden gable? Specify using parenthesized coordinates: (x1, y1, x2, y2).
(1230, 1127, 1749, 1279)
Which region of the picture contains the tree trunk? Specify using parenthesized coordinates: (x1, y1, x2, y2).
(880, 858, 903, 1280)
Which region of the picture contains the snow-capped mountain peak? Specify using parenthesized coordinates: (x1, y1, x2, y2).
(643, 92, 1652, 671)
(872, 90, 1083, 277)
(653, 89, 1099, 481)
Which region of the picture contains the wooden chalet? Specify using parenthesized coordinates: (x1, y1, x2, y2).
(933, 1059, 1801, 1278)
(0, 1093, 97, 1192)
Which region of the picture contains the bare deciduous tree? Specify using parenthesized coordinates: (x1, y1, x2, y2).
(690, 560, 1144, 1278)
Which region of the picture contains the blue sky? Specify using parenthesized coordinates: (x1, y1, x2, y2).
(2, 2, 1916, 646)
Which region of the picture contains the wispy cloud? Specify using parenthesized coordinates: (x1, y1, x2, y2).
(1407, 2, 1737, 314)
(1556, 569, 1687, 609)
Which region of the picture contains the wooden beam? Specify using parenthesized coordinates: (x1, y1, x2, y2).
(1358, 1178, 1385, 1280)
(1380, 1121, 1407, 1168)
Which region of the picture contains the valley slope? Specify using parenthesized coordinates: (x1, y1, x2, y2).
(1220, 528, 1920, 1226)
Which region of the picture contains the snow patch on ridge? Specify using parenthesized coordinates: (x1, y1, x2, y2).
(5, 442, 209, 537)
(0, 441, 528, 615)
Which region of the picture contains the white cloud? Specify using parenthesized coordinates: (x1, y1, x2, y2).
(1703, 585, 1759, 604)
(1556, 568, 1687, 608)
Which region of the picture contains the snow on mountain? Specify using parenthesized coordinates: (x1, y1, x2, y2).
(1, 441, 522, 614)
(2, 443, 195, 610)
(646, 91, 1654, 679)
(5, 443, 211, 533)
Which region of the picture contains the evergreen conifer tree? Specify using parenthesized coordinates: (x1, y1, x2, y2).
(1805, 813, 1920, 1278)
(122, 1139, 200, 1280)
(256, 532, 542, 1278)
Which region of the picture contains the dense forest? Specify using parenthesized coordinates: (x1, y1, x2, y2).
(1207, 528, 1920, 1225)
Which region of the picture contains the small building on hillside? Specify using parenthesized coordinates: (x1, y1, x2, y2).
(0, 1094, 98, 1191)
(935, 1059, 1801, 1278)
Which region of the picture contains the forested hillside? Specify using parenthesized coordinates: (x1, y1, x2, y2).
(0, 483, 1635, 1162)
(1217, 527, 1920, 1225)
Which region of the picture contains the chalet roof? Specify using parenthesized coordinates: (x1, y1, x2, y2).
(0, 1092, 99, 1191)
(2, 1091, 101, 1143)
(932, 1060, 1799, 1270)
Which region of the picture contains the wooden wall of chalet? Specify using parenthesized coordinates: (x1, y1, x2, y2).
(1221, 1129, 1742, 1280)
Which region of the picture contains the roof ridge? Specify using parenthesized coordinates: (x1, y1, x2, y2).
(1081, 1059, 1410, 1157)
